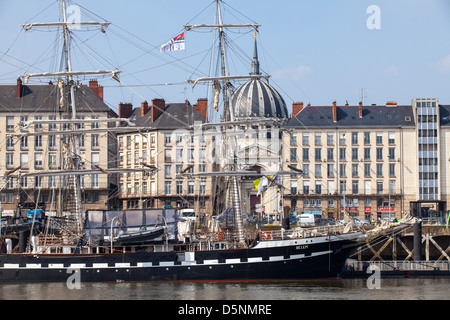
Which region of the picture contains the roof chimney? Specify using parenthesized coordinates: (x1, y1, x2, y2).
(118, 102, 133, 120)
(386, 101, 397, 106)
(89, 79, 104, 100)
(359, 101, 363, 118)
(332, 100, 337, 123)
(292, 101, 304, 118)
(151, 98, 166, 123)
(194, 98, 208, 120)
(17, 78, 23, 99)
(141, 101, 149, 117)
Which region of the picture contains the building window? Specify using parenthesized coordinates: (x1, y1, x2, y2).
(339, 164, 346, 177)
(6, 153, 13, 169)
(351, 148, 358, 161)
(290, 181, 297, 195)
(314, 133, 321, 146)
(48, 135, 56, 150)
(315, 164, 322, 177)
(165, 165, 172, 178)
(376, 132, 383, 145)
(34, 153, 43, 169)
(389, 163, 396, 177)
(364, 132, 370, 145)
(290, 133, 297, 146)
(91, 174, 99, 188)
(91, 153, 99, 169)
(364, 164, 371, 177)
(339, 180, 346, 195)
(35, 135, 43, 150)
(327, 180, 335, 195)
(315, 148, 321, 161)
(339, 148, 346, 161)
(364, 181, 371, 195)
(188, 181, 195, 195)
(388, 148, 395, 160)
(176, 181, 183, 195)
(327, 164, 334, 178)
(376, 181, 383, 194)
(389, 180, 395, 194)
(290, 148, 297, 162)
(351, 132, 358, 145)
(315, 181, 322, 195)
(303, 164, 310, 177)
(352, 164, 358, 177)
(339, 133, 346, 145)
(91, 134, 99, 149)
(376, 148, 383, 161)
(327, 133, 334, 145)
(165, 181, 172, 195)
(6, 135, 14, 150)
(302, 148, 309, 161)
(302, 133, 309, 145)
(327, 148, 334, 161)
(364, 148, 370, 161)
(388, 132, 395, 145)
(20, 153, 29, 170)
(376, 163, 383, 177)
(164, 133, 171, 146)
(6, 116, 14, 131)
(199, 180, 206, 195)
(303, 181, 310, 194)
(352, 180, 359, 195)
(49, 154, 57, 169)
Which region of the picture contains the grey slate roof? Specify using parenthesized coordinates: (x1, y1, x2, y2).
(125, 102, 206, 130)
(284, 105, 416, 128)
(152, 103, 206, 129)
(0, 84, 115, 115)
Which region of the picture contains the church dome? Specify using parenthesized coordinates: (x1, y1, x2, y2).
(231, 78, 288, 119)
(230, 36, 288, 119)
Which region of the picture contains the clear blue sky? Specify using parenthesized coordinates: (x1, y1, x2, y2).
(1, 0, 450, 114)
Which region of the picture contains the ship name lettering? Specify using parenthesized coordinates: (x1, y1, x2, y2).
(296, 245, 308, 250)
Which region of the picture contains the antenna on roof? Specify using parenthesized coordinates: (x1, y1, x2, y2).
(359, 88, 367, 105)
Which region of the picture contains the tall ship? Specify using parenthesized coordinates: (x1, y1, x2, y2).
(0, 0, 415, 282)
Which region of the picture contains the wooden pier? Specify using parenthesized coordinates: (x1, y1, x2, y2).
(343, 225, 450, 277)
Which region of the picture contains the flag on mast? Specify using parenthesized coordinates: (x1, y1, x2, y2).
(160, 32, 185, 52)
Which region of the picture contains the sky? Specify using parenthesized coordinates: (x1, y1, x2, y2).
(1, 0, 450, 116)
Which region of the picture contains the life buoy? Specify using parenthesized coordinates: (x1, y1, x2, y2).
(217, 231, 225, 239)
(262, 231, 272, 240)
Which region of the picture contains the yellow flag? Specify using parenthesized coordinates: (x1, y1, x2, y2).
(254, 177, 262, 190)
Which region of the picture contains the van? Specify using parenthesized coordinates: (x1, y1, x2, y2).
(297, 214, 315, 227)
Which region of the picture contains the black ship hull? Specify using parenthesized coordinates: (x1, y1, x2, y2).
(0, 235, 361, 283)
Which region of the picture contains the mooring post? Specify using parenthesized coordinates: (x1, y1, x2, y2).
(413, 221, 422, 261)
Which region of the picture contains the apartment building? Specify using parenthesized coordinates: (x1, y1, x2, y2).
(116, 98, 215, 215)
(283, 100, 417, 221)
(0, 79, 118, 215)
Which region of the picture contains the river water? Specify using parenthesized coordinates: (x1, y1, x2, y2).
(1, 278, 449, 300)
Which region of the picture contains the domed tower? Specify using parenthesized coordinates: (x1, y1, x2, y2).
(231, 37, 288, 119)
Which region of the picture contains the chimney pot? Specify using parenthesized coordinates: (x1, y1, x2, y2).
(193, 98, 208, 120)
(292, 101, 304, 118)
(17, 78, 23, 99)
(332, 101, 337, 122)
(359, 101, 363, 118)
(151, 98, 166, 123)
(141, 101, 149, 117)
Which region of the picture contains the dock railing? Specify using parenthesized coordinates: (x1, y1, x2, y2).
(346, 259, 450, 272)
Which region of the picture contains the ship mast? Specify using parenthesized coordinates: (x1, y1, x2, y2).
(61, 0, 83, 232)
(21, 0, 121, 234)
(185, 0, 261, 246)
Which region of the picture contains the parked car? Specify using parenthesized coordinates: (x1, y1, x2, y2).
(353, 218, 370, 226)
